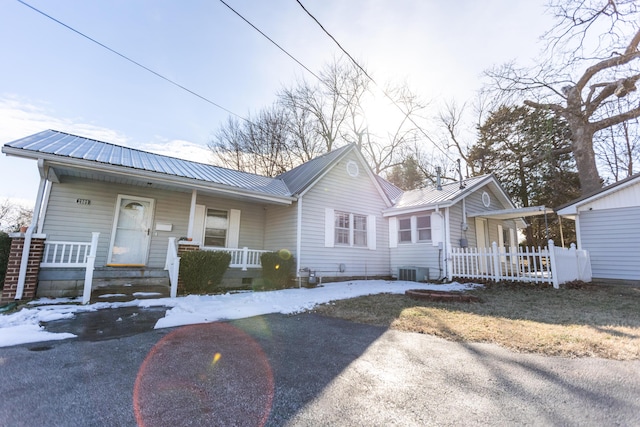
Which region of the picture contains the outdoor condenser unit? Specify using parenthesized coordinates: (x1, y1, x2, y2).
(398, 267, 430, 282)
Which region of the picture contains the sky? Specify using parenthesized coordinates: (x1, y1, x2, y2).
(0, 279, 479, 347)
(0, 0, 553, 208)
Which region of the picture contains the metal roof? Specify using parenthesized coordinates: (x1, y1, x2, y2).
(276, 144, 354, 195)
(390, 175, 492, 210)
(3, 130, 291, 197)
(375, 175, 404, 201)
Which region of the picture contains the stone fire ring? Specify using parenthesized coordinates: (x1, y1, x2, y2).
(405, 289, 480, 303)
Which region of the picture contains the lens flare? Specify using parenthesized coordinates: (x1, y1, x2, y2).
(134, 323, 274, 427)
(277, 248, 291, 260)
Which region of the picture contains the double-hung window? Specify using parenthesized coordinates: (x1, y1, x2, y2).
(416, 215, 431, 241)
(204, 209, 228, 247)
(398, 218, 412, 243)
(334, 211, 368, 247)
(335, 211, 350, 245)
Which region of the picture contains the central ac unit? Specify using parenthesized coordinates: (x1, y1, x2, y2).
(398, 267, 430, 282)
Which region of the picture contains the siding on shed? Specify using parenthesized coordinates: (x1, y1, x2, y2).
(579, 182, 640, 212)
(580, 206, 640, 281)
(298, 155, 390, 277)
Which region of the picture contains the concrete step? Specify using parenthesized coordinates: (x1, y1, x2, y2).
(91, 284, 170, 303)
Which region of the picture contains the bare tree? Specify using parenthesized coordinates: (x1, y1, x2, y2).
(486, 0, 640, 195)
(0, 199, 33, 232)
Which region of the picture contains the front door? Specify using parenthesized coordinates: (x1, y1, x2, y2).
(108, 195, 154, 266)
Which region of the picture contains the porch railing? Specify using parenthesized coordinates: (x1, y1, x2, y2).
(165, 237, 180, 298)
(449, 240, 591, 289)
(41, 232, 100, 304)
(202, 246, 269, 270)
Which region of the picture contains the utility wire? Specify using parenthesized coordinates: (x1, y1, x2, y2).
(294, 0, 457, 164)
(16, 0, 245, 121)
(218, 0, 322, 82)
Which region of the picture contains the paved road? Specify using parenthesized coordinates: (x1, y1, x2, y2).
(1, 312, 639, 426)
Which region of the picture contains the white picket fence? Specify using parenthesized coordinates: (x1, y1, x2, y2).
(449, 240, 591, 289)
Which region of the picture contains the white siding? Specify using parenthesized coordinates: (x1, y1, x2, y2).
(580, 207, 640, 281)
(264, 203, 298, 252)
(43, 176, 270, 268)
(298, 155, 390, 278)
(43, 176, 191, 268)
(580, 182, 640, 212)
(194, 194, 267, 250)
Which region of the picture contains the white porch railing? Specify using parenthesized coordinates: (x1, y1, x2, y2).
(202, 246, 269, 270)
(165, 237, 180, 298)
(449, 240, 591, 289)
(41, 232, 100, 304)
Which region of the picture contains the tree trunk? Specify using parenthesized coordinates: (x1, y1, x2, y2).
(568, 118, 601, 195)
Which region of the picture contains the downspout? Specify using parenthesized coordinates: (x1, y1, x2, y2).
(36, 180, 52, 234)
(16, 160, 48, 300)
(445, 207, 452, 281)
(187, 189, 197, 239)
(296, 196, 303, 285)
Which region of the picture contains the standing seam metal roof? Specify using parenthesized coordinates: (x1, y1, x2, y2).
(3, 130, 292, 197)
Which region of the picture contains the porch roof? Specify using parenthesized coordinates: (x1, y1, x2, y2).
(466, 205, 553, 220)
(2, 130, 295, 204)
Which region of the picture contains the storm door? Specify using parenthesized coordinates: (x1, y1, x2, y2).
(108, 195, 155, 266)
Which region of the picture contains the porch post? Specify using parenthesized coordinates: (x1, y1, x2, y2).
(16, 160, 48, 300)
(81, 232, 100, 304)
(491, 241, 500, 282)
(187, 189, 197, 239)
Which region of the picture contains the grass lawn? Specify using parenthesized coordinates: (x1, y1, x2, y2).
(312, 281, 640, 360)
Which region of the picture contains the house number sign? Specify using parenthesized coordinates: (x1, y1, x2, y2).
(76, 198, 91, 205)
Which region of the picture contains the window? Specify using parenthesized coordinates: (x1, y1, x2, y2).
(334, 211, 367, 247)
(398, 218, 412, 243)
(353, 214, 367, 246)
(417, 215, 431, 241)
(204, 209, 228, 247)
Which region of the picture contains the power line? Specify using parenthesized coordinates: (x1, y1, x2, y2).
(16, 0, 245, 121)
(218, 0, 322, 82)
(294, 0, 458, 164)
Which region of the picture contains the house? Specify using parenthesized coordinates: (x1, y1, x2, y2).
(1, 130, 528, 301)
(383, 174, 529, 282)
(556, 173, 640, 284)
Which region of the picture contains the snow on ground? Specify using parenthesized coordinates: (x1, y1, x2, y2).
(0, 280, 480, 348)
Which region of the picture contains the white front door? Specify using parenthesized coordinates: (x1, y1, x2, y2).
(108, 195, 155, 266)
(475, 218, 490, 272)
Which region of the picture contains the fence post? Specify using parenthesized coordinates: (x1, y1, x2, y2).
(242, 247, 249, 271)
(491, 242, 500, 282)
(548, 239, 559, 289)
(82, 232, 100, 304)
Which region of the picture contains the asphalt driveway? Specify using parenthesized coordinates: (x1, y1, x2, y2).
(1, 312, 639, 426)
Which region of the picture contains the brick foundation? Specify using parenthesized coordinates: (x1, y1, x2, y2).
(1, 234, 46, 303)
(176, 241, 200, 295)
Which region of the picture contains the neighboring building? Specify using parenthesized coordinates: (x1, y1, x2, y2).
(557, 173, 640, 284)
(1, 130, 528, 299)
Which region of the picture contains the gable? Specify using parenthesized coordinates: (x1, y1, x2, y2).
(578, 180, 640, 212)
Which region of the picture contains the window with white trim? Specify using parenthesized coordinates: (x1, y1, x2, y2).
(398, 217, 412, 243)
(416, 215, 431, 241)
(204, 209, 228, 247)
(334, 211, 368, 247)
(335, 211, 350, 245)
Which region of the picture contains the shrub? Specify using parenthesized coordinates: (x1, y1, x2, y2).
(0, 232, 11, 288)
(258, 250, 295, 290)
(179, 250, 231, 294)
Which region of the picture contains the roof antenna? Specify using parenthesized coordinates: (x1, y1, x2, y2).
(457, 159, 466, 189)
(436, 166, 442, 191)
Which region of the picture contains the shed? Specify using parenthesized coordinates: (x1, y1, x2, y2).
(556, 173, 640, 283)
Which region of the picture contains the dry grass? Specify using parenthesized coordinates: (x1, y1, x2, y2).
(312, 282, 640, 360)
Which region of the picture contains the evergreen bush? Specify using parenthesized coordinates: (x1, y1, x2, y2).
(179, 250, 231, 294)
(258, 250, 295, 290)
(0, 232, 11, 288)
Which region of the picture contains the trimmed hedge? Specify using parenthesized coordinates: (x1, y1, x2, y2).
(257, 250, 295, 290)
(179, 250, 231, 294)
(0, 232, 10, 288)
